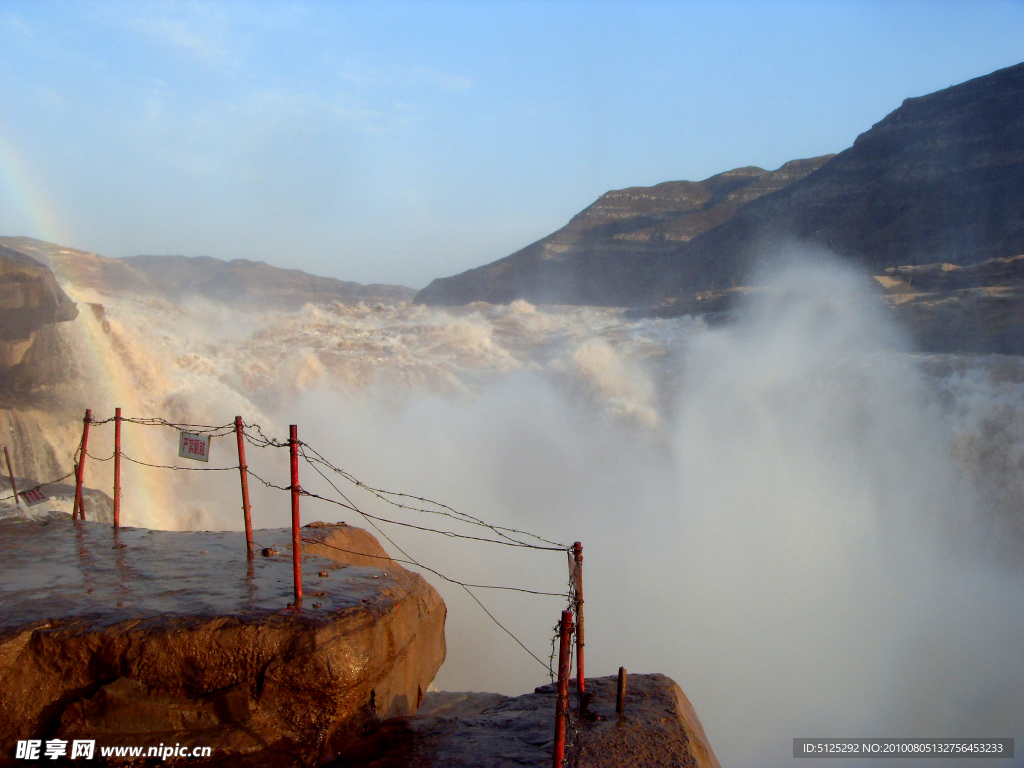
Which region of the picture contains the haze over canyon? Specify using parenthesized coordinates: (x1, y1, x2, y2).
(1, 61, 1023, 767)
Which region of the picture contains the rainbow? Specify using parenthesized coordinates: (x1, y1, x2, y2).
(62, 290, 184, 530)
(0, 125, 172, 527)
(0, 126, 68, 244)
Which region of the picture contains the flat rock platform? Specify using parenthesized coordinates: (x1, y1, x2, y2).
(0, 517, 446, 766)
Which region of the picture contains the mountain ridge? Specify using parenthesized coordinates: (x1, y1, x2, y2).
(415, 156, 833, 306)
(416, 61, 1024, 308)
(0, 237, 416, 307)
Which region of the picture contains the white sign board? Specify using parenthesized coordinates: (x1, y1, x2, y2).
(20, 487, 47, 507)
(178, 432, 211, 463)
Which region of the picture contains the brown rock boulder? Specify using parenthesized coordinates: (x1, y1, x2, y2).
(0, 519, 445, 766)
(301, 521, 400, 570)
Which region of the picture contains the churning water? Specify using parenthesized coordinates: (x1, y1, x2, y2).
(8, 254, 1024, 766)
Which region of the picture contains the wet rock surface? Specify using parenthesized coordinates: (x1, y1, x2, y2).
(415, 691, 509, 718)
(0, 519, 445, 766)
(339, 673, 720, 768)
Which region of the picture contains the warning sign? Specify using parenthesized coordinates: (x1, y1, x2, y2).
(20, 487, 47, 507)
(178, 432, 211, 463)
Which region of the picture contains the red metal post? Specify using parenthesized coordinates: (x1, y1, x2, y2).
(113, 408, 121, 529)
(289, 424, 302, 607)
(616, 666, 627, 714)
(4, 446, 18, 506)
(573, 541, 584, 702)
(235, 416, 254, 557)
(553, 609, 574, 768)
(72, 409, 92, 521)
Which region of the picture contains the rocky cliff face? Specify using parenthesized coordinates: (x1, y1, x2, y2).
(627, 253, 1024, 355)
(417, 61, 1024, 308)
(652, 61, 1024, 301)
(0, 246, 78, 391)
(879, 255, 1024, 354)
(0, 237, 416, 308)
(415, 157, 833, 306)
(0, 519, 445, 767)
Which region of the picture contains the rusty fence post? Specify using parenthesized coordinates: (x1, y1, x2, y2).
(113, 408, 121, 529)
(573, 541, 584, 703)
(72, 409, 92, 521)
(235, 416, 254, 557)
(4, 446, 18, 506)
(553, 609, 573, 768)
(289, 424, 302, 607)
(616, 667, 627, 714)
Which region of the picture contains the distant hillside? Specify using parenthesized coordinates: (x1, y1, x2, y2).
(0, 238, 416, 307)
(649, 61, 1024, 301)
(415, 157, 833, 306)
(417, 61, 1024, 308)
(119, 255, 415, 307)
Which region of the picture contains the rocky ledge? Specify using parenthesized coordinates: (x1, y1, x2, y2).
(626, 254, 1024, 355)
(0, 519, 445, 766)
(340, 673, 720, 768)
(877, 255, 1024, 354)
(0, 245, 78, 392)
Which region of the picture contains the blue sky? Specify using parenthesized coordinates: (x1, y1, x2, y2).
(1, 1, 1022, 288)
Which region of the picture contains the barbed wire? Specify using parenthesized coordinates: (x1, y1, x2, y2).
(299, 453, 572, 558)
(298, 442, 569, 550)
(67, 414, 564, 550)
(88, 415, 236, 437)
(300, 537, 568, 598)
(242, 421, 289, 448)
(244, 467, 299, 494)
(301, 477, 564, 551)
(298, 455, 557, 673)
(120, 454, 236, 472)
(549, 622, 561, 684)
(45, 412, 570, 677)
(301, 456, 566, 577)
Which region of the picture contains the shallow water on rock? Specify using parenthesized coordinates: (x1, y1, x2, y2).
(0, 517, 394, 629)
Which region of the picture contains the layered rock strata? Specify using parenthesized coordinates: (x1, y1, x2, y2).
(0, 519, 445, 766)
(879, 255, 1024, 354)
(415, 157, 832, 307)
(628, 253, 1024, 355)
(417, 62, 1024, 309)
